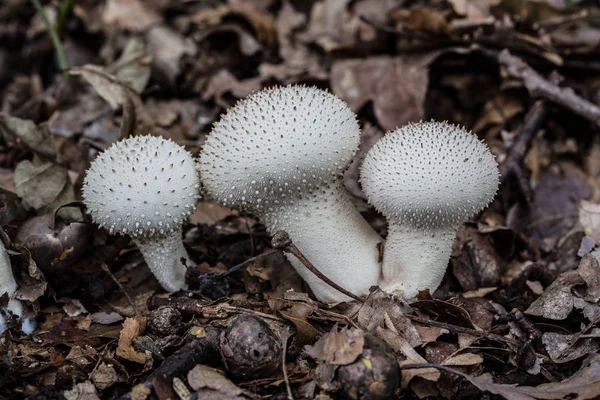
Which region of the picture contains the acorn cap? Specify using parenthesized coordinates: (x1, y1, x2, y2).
(360, 121, 499, 228)
(199, 85, 360, 213)
(82, 135, 200, 238)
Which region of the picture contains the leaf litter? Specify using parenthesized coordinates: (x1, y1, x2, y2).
(2, 0, 600, 399)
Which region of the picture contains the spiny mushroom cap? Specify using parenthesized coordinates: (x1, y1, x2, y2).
(199, 85, 360, 214)
(360, 122, 499, 229)
(82, 135, 200, 238)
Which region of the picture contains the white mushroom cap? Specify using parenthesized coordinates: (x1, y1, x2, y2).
(360, 121, 499, 298)
(200, 85, 359, 216)
(199, 85, 382, 302)
(83, 135, 200, 237)
(361, 121, 499, 229)
(82, 135, 200, 292)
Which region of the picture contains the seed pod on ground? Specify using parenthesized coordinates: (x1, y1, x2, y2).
(336, 335, 400, 400)
(219, 314, 282, 379)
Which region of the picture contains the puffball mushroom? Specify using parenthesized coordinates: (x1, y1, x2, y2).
(360, 121, 499, 298)
(199, 85, 382, 303)
(82, 135, 200, 292)
(0, 239, 34, 334)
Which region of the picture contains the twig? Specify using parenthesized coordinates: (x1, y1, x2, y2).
(101, 263, 138, 315)
(29, 0, 69, 74)
(499, 50, 600, 127)
(118, 327, 221, 400)
(406, 314, 520, 346)
(271, 231, 363, 302)
(499, 100, 549, 201)
(281, 327, 294, 400)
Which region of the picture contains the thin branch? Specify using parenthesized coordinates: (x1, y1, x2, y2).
(271, 231, 363, 302)
(499, 100, 549, 201)
(281, 327, 294, 400)
(406, 314, 520, 346)
(499, 50, 600, 127)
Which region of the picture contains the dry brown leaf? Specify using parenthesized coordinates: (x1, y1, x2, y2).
(578, 253, 600, 302)
(442, 353, 484, 366)
(69, 65, 154, 140)
(579, 200, 600, 243)
(542, 331, 599, 364)
(116, 316, 149, 364)
(186, 364, 244, 398)
(304, 327, 364, 365)
(331, 54, 440, 131)
(102, 0, 161, 32)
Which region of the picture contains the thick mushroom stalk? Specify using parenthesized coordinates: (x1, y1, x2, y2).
(199, 86, 382, 303)
(360, 122, 499, 298)
(82, 135, 200, 292)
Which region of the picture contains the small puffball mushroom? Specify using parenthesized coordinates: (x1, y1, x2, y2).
(82, 135, 200, 292)
(199, 85, 382, 302)
(360, 121, 499, 298)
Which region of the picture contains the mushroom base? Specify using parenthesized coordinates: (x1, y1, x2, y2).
(379, 223, 457, 299)
(135, 227, 191, 292)
(260, 186, 382, 303)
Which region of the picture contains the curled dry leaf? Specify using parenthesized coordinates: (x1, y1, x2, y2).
(69, 65, 153, 139)
(116, 316, 150, 364)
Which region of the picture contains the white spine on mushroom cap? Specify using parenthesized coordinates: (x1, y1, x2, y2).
(360, 121, 499, 298)
(199, 85, 382, 303)
(82, 135, 200, 292)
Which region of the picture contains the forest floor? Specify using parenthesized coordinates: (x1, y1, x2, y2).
(2, 0, 600, 399)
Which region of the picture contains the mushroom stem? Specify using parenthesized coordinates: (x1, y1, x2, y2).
(135, 226, 190, 292)
(379, 223, 457, 298)
(260, 185, 381, 303)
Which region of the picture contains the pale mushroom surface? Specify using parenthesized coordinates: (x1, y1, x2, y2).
(0, 239, 34, 334)
(361, 121, 499, 298)
(82, 135, 200, 291)
(200, 86, 382, 302)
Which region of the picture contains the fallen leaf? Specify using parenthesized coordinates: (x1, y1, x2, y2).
(186, 364, 244, 399)
(331, 54, 440, 131)
(304, 327, 364, 365)
(579, 200, 600, 243)
(116, 316, 149, 364)
(0, 114, 57, 160)
(63, 381, 100, 400)
(102, 0, 161, 32)
(14, 159, 79, 218)
(107, 38, 152, 94)
(446, 353, 600, 399)
(69, 65, 153, 139)
(542, 331, 599, 364)
(578, 253, 600, 302)
(91, 362, 119, 390)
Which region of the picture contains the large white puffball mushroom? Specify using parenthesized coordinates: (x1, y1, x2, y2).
(82, 135, 200, 292)
(0, 239, 34, 334)
(199, 86, 382, 303)
(360, 121, 499, 299)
